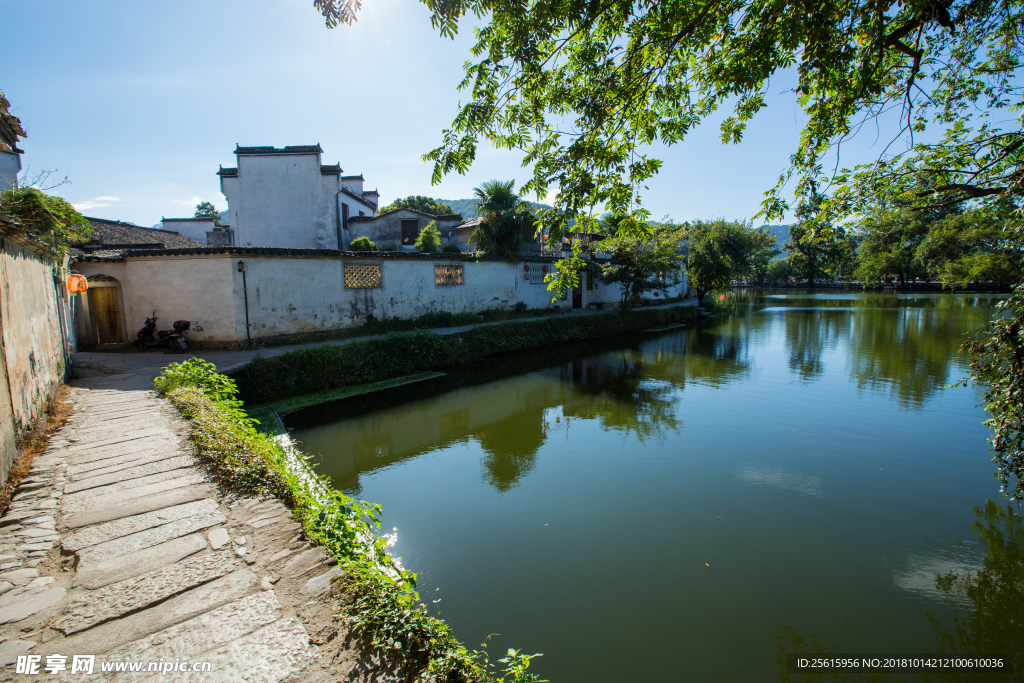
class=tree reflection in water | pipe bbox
[288,318,753,494]
[773,500,1023,683]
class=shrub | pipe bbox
[231,306,698,404]
[349,236,377,251]
[232,331,457,404]
[442,243,462,253]
[415,220,441,253]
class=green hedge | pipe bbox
[233,332,455,404]
[232,306,697,404]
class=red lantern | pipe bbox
[542,265,548,273]
[524,264,530,271]
[524,272,530,280]
[66,275,88,293]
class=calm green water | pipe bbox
[288,291,1015,682]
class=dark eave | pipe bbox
[76,246,564,263]
[234,144,323,156]
[341,174,364,181]
[320,163,342,175]
[339,186,378,210]
[217,166,238,177]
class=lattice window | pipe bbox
[530,264,545,284]
[435,264,464,286]
[344,262,382,288]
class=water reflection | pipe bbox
[775,499,1024,683]
[728,290,1003,408]
[287,319,756,494]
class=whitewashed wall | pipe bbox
[74,256,237,346]
[72,252,687,347]
[221,153,344,250]
[161,218,216,245]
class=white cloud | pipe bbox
[172,196,204,207]
[72,196,122,211]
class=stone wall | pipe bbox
[0,221,71,481]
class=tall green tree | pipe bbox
[315,0,1023,224]
[379,195,455,216]
[685,220,752,307]
[194,201,222,226]
[597,226,685,308]
[470,180,537,259]
[745,228,782,284]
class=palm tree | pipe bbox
[471,180,537,259]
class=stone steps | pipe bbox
[0,384,327,682]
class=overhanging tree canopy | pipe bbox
[317,0,1022,230]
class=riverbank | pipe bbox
[231,304,700,406]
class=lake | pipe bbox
[287,290,1013,682]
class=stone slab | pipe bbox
[208,528,230,550]
[75,534,208,589]
[282,548,324,577]
[56,552,237,634]
[0,639,36,667]
[0,588,65,624]
[65,456,196,494]
[38,569,258,658]
[249,513,292,529]
[0,568,38,586]
[64,499,220,552]
[103,592,281,683]
[66,437,179,466]
[66,427,172,452]
[67,449,176,477]
[61,473,207,516]
[143,617,318,683]
[63,468,199,508]
[63,484,215,529]
[78,509,227,564]
[299,566,343,595]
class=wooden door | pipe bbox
[88,287,123,344]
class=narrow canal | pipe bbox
[286,291,1011,682]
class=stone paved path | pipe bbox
[0,377,360,682]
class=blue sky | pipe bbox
[5,0,905,227]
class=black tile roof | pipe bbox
[320,163,342,175]
[348,207,464,223]
[75,245,563,263]
[217,166,238,177]
[340,186,378,210]
[72,217,204,258]
[161,217,216,223]
[234,144,323,155]
[341,174,364,181]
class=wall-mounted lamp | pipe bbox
[237,260,251,347]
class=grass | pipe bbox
[0,389,74,516]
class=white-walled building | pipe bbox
[217,144,379,250]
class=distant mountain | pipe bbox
[757,224,791,256]
[439,198,553,219]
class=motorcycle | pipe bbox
[134,312,191,352]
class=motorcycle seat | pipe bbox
[157,330,175,338]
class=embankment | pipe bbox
[230,305,699,405]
